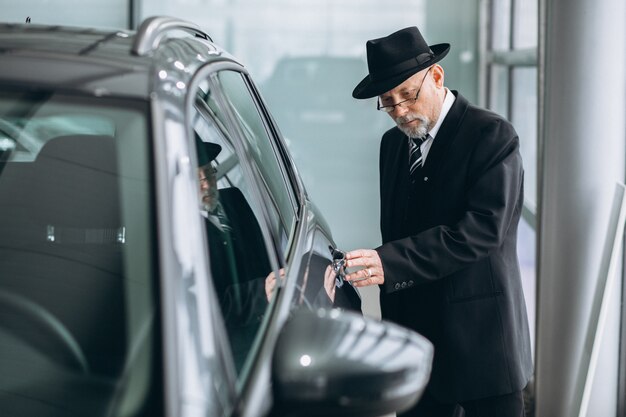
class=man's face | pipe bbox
[378,67,441,139]
[198,164,218,211]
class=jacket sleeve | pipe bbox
[377,118,524,293]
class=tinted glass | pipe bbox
[214,70,296,254]
[0,90,159,416]
[193,82,278,376]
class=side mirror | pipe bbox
[272,308,433,417]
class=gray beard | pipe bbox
[396,115,430,139]
[200,190,218,212]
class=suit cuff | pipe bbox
[375,246,416,294]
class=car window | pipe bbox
[212,70,297,255]
[0,97,117,162]
[192,82,280,377]
[0,90,160,416]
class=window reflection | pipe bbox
[0,92,158,415]
[193,89,277,375]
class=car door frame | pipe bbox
[180,59,321,417]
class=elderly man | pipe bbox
[344,27,532,417]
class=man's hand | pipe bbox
[323,265,337,302]
[265,268,286,301]
[344,249,384,287]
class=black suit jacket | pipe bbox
[204,187,272,369]
[207,187,272,287]
[205,187,271,318]
[376,91,532,402]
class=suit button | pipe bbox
[401,282,407,288]
[408,280,414,287]
[394,283,401,290]
[423,176,429,182]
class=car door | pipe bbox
[184,63,291,416]
[192,94,281,369]
[187,58,366,415]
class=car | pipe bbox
[0,16,433,417]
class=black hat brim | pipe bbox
[195,133,222,166]
[352,43,450,99]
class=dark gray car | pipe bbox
[0,17,433,417]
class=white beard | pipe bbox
[200,188,219,212]
[395,114,430,139]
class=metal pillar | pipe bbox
[535,0,626,415]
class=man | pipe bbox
[196,137,270,312]
[196,137,276,369]
[344,27,532,417]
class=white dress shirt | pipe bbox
[419,87,456,164]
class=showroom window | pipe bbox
[480,0,538,352]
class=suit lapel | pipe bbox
[421,91,469,179]
[380,92,470,242]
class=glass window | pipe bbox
[484,0,538,369]
[213,70,297,254]
[491,0,512,50]
[488,64,510,118]
[192,82,279,376]
[0,89,159,416]
[511,66,538,208]
[510,67,537,361]
[517,217,536,354]
[513,0,538,49]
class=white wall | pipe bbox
[0,0,129,28]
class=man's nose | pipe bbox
[390,104,409,117]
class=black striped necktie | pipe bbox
[215,208,232,232]
[409,136,427,178]
[207,204,232,233]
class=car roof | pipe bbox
[0,18,238,98]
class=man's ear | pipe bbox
[431,64,445,88]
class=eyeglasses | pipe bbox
[199,166,217,183]
[377,67,432,113]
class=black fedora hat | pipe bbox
[352,26,450,99]
[195,133,222,167]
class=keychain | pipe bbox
[329,245,348,288]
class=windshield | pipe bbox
[0,89,161,417]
